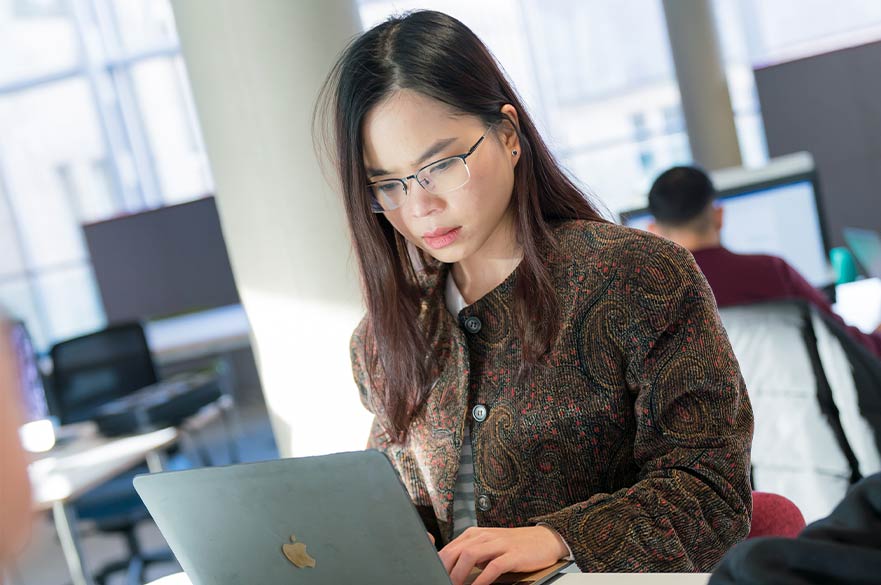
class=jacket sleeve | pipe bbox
[350,316,392,451]
[531,240,754,572]
[350,317,444,545]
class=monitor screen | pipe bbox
[844,227,881,278]
[83,197,240,323]
[8,321,49,423]
[621,178,831,286]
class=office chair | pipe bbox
[50,323,159,424]
[749,492,806,539]
[49,323,183,585]
[719,300,881,523]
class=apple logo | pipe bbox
[282,535,316,569]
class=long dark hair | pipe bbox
[316,10,607,442]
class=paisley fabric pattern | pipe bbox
[351,220,754,572]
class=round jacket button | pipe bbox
[463,316,482,334]
[477,494,492,512]
[472,404,487,422]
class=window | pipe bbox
[0,0,212,352]
[0,0,80,85]
[129,56,213,204]
[713,0,881,168]
[359,1,881,213]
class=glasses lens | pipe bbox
[369,180,406,212]
[417,157,469,194]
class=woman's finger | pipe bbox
[439,540,464,574]
[448,546,484,585]
[470,554,517,585]
[439,528,481,572]
[448,540,506,585]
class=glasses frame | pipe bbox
[367,125,493,213]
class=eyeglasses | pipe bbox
[366,126,492,213]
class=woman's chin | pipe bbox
[423,244,467,265]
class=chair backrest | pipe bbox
[49,323,158,425]
[748,491,806,538]
[719,300,881,522]
[810,309,881,474]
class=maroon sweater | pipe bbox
[692,246,881,359]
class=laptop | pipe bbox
[134,450,570,585]
[844,227,881,278]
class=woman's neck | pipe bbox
[451,210,522,305]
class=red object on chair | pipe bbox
[749,491,806,538]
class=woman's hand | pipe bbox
[438,526,569,585]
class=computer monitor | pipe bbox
[8,320,57,452]
[7,320,50,423]
[620,153,832,286]
[844,227,881,279]
[83,196,240,324]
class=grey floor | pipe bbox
[9,402,279,585]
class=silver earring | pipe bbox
[512,149,518,156]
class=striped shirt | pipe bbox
[445,272,478,538]
[452,427,478,537]
[444,270,575,561]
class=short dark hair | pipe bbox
[648,166,716,226]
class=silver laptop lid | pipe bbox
[135,450,451,585]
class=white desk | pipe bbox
[29,425,178,511]
[147,572,712,584]
[27,399,234,585]
[145,304,252,366]
[556,577,711,584]
[833,277,881,333]
[145,306,253,464]
[28,423,179,585]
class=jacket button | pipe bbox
[477,494,492,512]
[463,316,482,334]
[472,404,487,422]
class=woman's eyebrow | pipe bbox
[366,165,390,178]
[411,137,457,167]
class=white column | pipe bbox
[663,0,743,170]
[170,0,370,457]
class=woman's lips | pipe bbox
[423,226,462,250]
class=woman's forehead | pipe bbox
[362,91,476,174]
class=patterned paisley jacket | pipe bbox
[351,220,753,572]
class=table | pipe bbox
[555,577,710,584]
[145,304,252,367]
[28,399,229,585]
[147,572,712,584]
[28,425,181,511]
[145,306,252,464]
[28,424,178,585]
[833,277,881,333]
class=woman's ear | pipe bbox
[499,104,521,162]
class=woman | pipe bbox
[317,10,753,583]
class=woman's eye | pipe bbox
[431,160,453,173]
